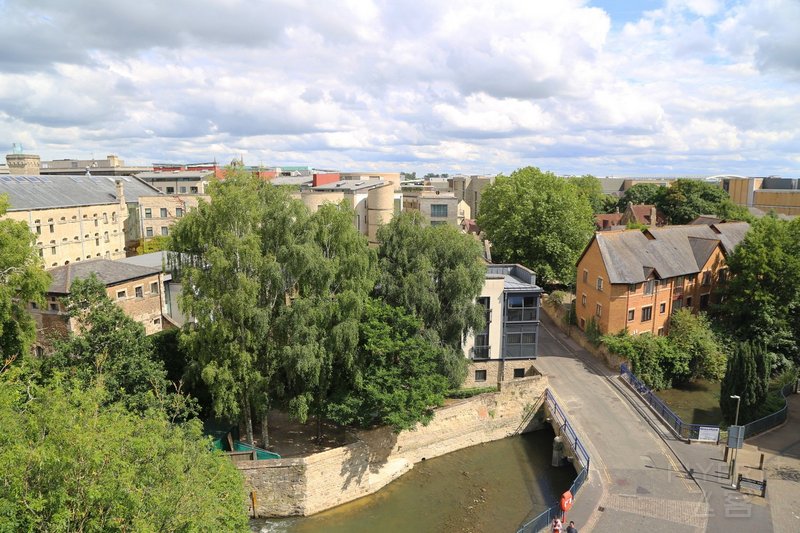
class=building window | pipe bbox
[660,302,666,314]
[686,296,693,308]
[474,297,491,358]
[116,290,126,300]
[176,207,184,218]
[50,246,56,255]
[700,294,710,309]
[145,227,154,237]
[628,283,636,292]
[190,186,199,194]
[105,251,110,259]
[179,186,187,193]
[49,303,58,312]
[161,227,169,236]
[595,303,602,317]
[104,231,109,243]
[474,369,487,382]
[507,295,537,321]
[135,286,143,298]
[581,294,586,307]
[430,204,448,217]
[150,282,159,294]
[642,306,653,321]
[145,208,152,219]
[30,301,38,309]
[103,213,108,223]
[582,269,588,283]
[38,249,43,258]
[644,280,655,295]
[160,208,168,218]
[513,368,525,379]
[627,309,635,321]
[701,271,711,286]
[718,269,727,283]
[35,222,41,234]
[657,327,665,336]
[166,187,175,194]
[596,277,603,291]
[49,223,55,232]
[153,318,161,326]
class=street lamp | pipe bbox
[730,395,741,488]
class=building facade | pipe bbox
[135,170,213,195]
[462,264,544,387]
[722,176,800,217]
[575,223,749,336]
[137,194,208,240]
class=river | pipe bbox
[252,427,573,533]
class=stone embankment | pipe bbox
[238,374,548,517]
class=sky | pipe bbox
[0,0,798,177]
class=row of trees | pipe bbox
[168,172,487,442]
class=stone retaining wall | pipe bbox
[542,303,629,370]
[238,374,549,517]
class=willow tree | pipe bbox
[170,172,308,445]
[274,202,378,439]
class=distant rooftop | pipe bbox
[48,259,160,294]
[486,264,541,292]
[311,179,385,192]
[136,170,213,180]
[0,174,160,211]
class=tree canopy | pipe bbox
[568,175,617,214]
[477,167,595,285]
[0,194,50,363]
[667,309,726,383]
[714,215,800,369]
[0,369,248,532]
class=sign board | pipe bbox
[560,491,574,512]
[728,425,745,449]
[697,426,719,443]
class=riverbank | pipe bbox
[239,373,549,517]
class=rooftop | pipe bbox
[0,174,160,211]
[311,178,385,192]
[48,259,160,294]
[135,170,213,180]
[486,264,542,292]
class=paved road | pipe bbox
[534,312,774,532]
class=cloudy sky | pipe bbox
[0,0,798,176]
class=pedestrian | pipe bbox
[552,517,562,533]
[566,520,578,533]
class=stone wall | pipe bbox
[238,373,549,517]
[463,359,540,388]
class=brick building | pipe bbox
[575,223,749,336]
[29,260,166,354]
[137,194,208,240]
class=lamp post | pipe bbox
[730,394,741,487]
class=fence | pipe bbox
[516,389,590,533]
[619,363,719,442]
[743,382,795,438]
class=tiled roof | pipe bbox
[593,222,750,284]
[0,174,160,211]
[48,259,159,294]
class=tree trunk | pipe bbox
[244,398,255,445]
[261,412,269,448]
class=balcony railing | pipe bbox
[471,345,490,359]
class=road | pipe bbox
[533,312,773,532]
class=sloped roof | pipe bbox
[48,259,160,294]
[592,222,750,284]
[0,174,160,211]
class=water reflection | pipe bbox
[253,427,573,533]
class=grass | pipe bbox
[656,379,722,426]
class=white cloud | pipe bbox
[0,0,797,176]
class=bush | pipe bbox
[447,386,498,399]
[585,317,602,346]
[602,331,687,390]
[547,291,567,309]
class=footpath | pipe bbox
[534,311,798,532]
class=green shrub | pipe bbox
[602,331,687,390]
[448,386,498,399]
[585,317,602,346]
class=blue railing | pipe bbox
[619,363,719,441]
[744,382,794,438]
[516,389,590,533]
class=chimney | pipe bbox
[650,206,657,225]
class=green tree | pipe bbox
[720,342,760,424]
[568,175,617,214]
[616,183,662,211]
[326,299,451,431]
[275,202,377,438]
[170,172,305,445]
[655,179,728,224]
[602,331,688,390]
[667,309,726,383]
[0,370,248,531]
[0,194,50,362]
[715,216,800,367]
[377,212,486,385]
[41,275,193,419]
[478,167,594,285]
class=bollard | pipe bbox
[724,446,730,462]
[737,473,742,490]
[759,453,765,470]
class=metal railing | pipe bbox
[516,389,590,533]
[744,382,794,438]
[619,363,720,441]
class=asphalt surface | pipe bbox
[534,312,777,532]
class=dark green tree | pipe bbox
[477,167,595,285]
[616,183,662,211]
[326,299,451,431]
[667,309,726,383]
[655,179,728,224]
[0,194,50,362]
[720,342,760,424]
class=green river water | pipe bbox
[252,427,573,533]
